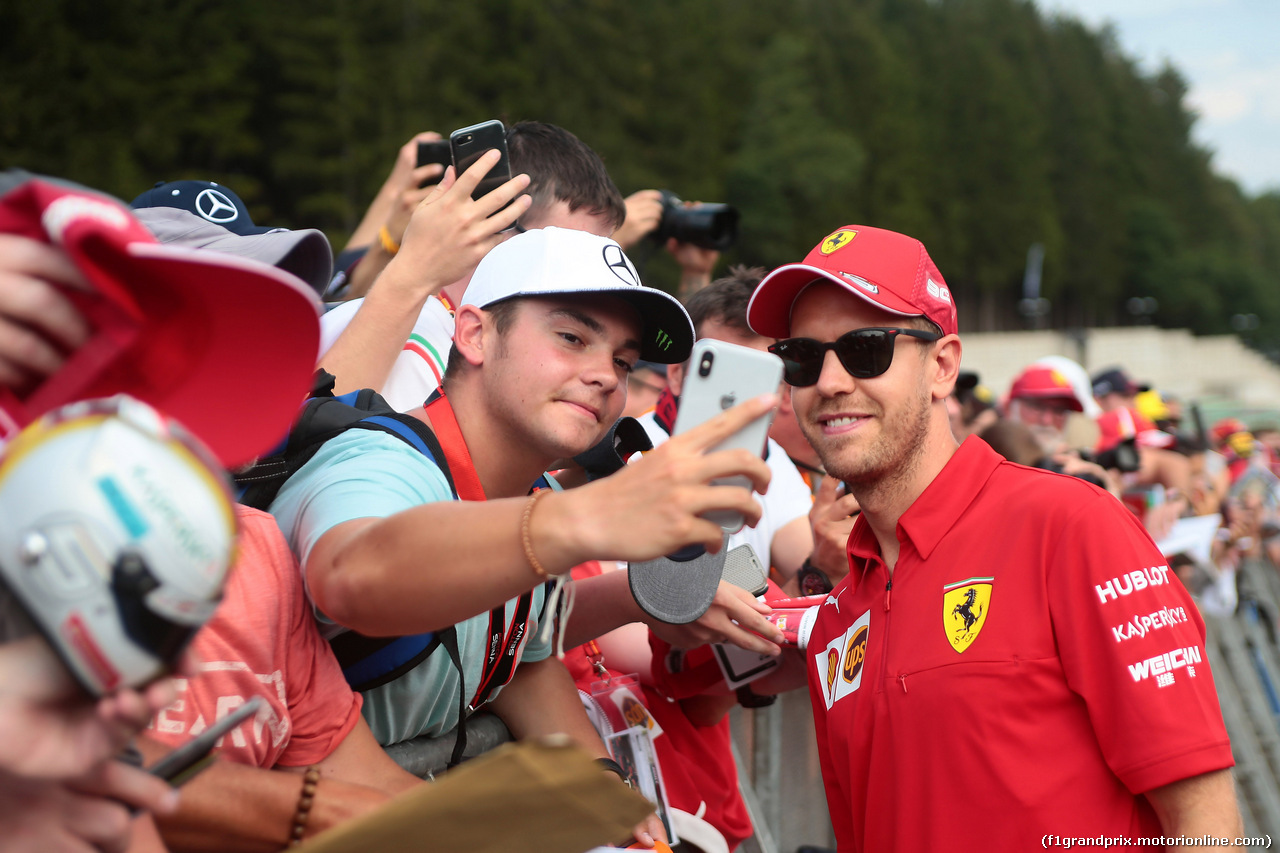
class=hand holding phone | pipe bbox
[672,340,783,532]
[563,390,775,568]
[722,543,769,596]
[449,120,514,205]
[416,140,451,188]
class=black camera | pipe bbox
[1083,437,1141,473]
[1034,456,1107,489]
[651,190,739,251]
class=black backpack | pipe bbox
[236,370,455,513]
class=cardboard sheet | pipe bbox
[298,737,654,853]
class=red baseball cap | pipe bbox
[1211,417,1248,446]
[747,225,957,338]
[1007,366,1084,412]
[1096,407,1175,453]
[0,172,320,468]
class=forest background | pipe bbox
[3,0,1279,354]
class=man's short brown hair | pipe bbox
[509,122,626,232]
[684,265,768,338]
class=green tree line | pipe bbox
[2,0,1277,351]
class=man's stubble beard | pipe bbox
[802,384,933,500]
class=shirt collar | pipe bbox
[847,436,1005,573]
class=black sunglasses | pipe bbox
[769,327,942,386]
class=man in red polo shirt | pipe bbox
[745,225,1239,852]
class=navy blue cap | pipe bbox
[131,181,272,236]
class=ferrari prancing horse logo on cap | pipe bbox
[820,229,857,255]
[943,577,993,653]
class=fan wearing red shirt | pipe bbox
[745,225,1240,852]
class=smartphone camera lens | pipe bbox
[698,352,714,377]
[459,134,473,144]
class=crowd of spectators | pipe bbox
[0,117,1269,852]
[954,357,1280,622]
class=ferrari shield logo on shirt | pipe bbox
[816,609,870,710]
[820,229,857,255]
[943,577,993,653]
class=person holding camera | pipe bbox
[613,189,737,300]
[746,224,1240,851]
[336,131,450,301]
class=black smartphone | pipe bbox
[416,140,451,188]
[147,696,264,786]
[449,120,513,203]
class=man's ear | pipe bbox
[453,305,488,369]
[667,359,687,397]
[931,335,963,402]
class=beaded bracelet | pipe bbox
[288,765,321,847]
[521,490,551,579]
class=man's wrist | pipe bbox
[797,559,834,596]
[372,257,443,311]
[527,491,589,576]
[678,270,712,299]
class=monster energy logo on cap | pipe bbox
[654,330,672,350]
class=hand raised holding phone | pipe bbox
[538,392,778,566]
[385,147,532,299]
[449,120,515,206]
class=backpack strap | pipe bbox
[332,631,442,693]
[234,370,409,510]
[323,410,457,692]
[350,413,457,496]
[440,628,468,768]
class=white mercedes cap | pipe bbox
[462,226,694,364]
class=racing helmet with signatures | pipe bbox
[0,395,238,695]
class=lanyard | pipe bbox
[649,386,768,460]
[584,639,610,681]
[423,389,535,709]
[423,390,486,501]
[469,594,534,709]
[652,387,679,436]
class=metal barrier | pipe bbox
[732,696,832,853]
[384,712,511,780]
[386,560,1280,851]
[1205,557,1280,835]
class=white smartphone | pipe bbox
[672,339,782,532]
[722,543,769,596]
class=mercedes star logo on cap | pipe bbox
[602,244,640,287]
[195,189,239,224]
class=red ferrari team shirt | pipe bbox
[807,437,1233,852]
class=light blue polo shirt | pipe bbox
[269,429,551,745]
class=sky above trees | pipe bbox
[1041,0,1280,195]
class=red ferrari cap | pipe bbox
[747,225,957,338]
[0,171,320,468]
[1007,366,1084,413]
